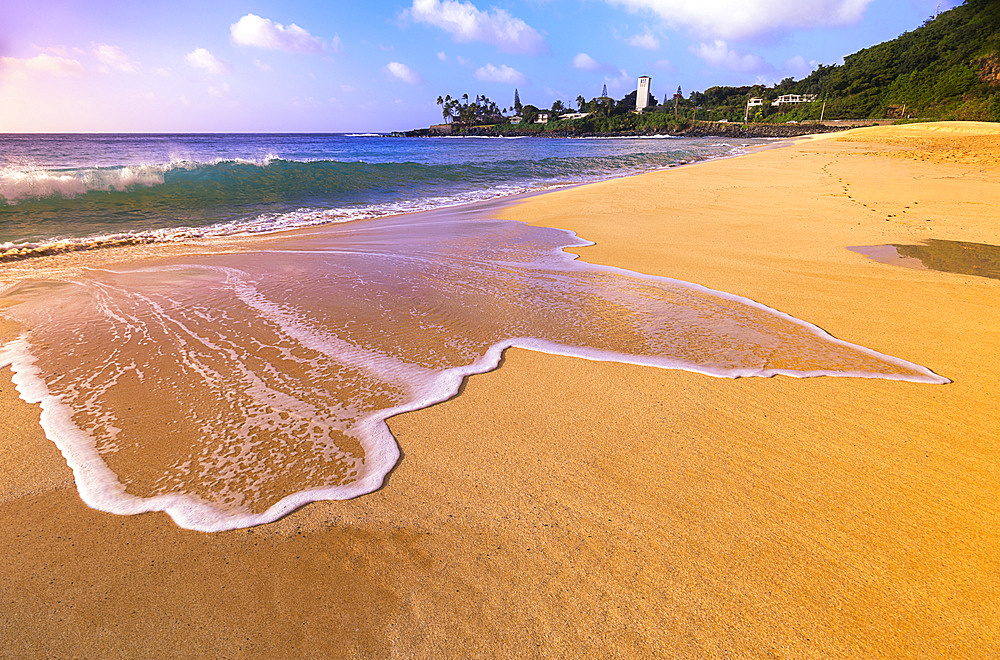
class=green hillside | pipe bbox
[696,0,1000,122]
[420,0,1000,136]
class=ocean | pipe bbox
[0,133,947,531]
[1,133,763,258]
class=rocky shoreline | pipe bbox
[400,120,880,139]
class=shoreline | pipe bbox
[400,118,890,139]
[0,135,762,277]
[3,138,953,534]
[1,122,998,657]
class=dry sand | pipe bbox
[1,122,998,658]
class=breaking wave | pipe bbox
[0,142,750,263]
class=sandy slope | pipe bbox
[1,122,997,658]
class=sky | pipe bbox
[0,0,961,132]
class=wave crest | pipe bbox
[0,155,280,205]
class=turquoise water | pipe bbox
[0,133,764,257]
[0,132,951,531]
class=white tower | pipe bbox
[636,76,651,112]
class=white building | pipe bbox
[772,94,818,106]
[636,76,651,112]
[747,97,765,107]
[535,112,550,123]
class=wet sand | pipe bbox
[2,122,999,657]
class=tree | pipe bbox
[436,92,505,125]
[576,95,587,111]
[513,89,522,114]
[590,96,613,116]
[615,90,638,114]
[551,99,565,114]
[436,94,457,123]
[521,104,539,124]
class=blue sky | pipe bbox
[0,0,960,132]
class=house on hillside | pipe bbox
[772,94,818,106]
[535,112,550,123]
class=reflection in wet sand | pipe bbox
[896,240,1000,280]
[850,240,1000,280]
[0,207,948,530]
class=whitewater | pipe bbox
[0,133,762,261]
[0,133,949,531]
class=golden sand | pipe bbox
[1,122,998,657]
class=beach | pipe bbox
[1,122,998,657]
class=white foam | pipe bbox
[0,156,281,205]
[0,161,191,204]
[0,333,398,532]
[0,143,950,531]
[0,181,563,263]
[0,223,948,532]
[222,266,432,387]
[564,250,951,385]
[0,140,759,264]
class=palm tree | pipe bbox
[437,94,455,122]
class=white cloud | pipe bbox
[692,40,768,73]
[37,45,84,58]
[184,48,230,75]
[573,53,601,71]
[254,59,273,72]
[605,0,874,40]
[407,0,546,54]
[0,53,85,79]
[92,44,139,73]
[386,61,422,84]
[784,55,820,77]
[207,82,231,98]
[230,14,337,54]
[474,63,526,84]
[627,33,660,50]
[437,51,448,61]
[573,53,623,80]
[603,69,634,94]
